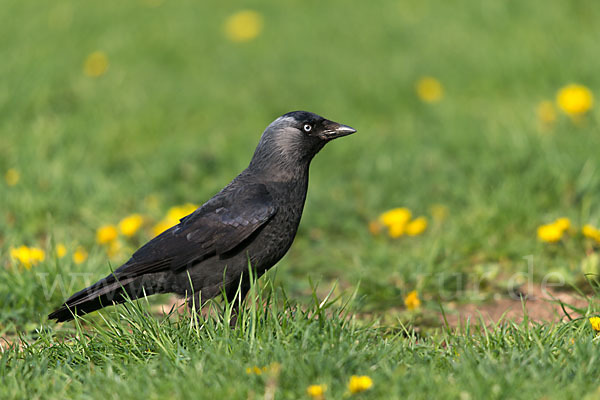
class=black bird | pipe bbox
[49,111,356,322]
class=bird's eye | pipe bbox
[303,124,312,132]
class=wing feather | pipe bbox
[114,183,276,277]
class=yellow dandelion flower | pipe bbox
[84,51,109,77]
[583,224,600,242]
[388,223,404,238]
[245,366,264,375]
[405,217,428,236]
[73,246,88,264]
[348,375,373,394]
[589,316,600,332]
[10,245,45,269]
[152,219,173,237]
[56,243,67,258]
[556,84,593,116]
[404,290,421,310]
[537,100,557,126]
[153,203,198,236]
[379,208,412,227]
[5,168,20,186]
[26,247,43,258]
[224,10,263,43]
[9,246,27,264]
[430,204,448,222]
[554,217,571,232]
[307,384,327,399]
[166,203,197,222]
[119,214,144,237]
[30,247,45,262]
[96,225,118,245]
[10,246,28,268]
[416,76,443,103]
[537,223,563,243]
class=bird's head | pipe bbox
[250,111,356,175]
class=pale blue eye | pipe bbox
[303,124,312,132]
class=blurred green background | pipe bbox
[1,0,600,328]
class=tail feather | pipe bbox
[48,275,140,322]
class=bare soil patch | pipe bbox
[440,285,591,327]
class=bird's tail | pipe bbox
[48,274,149,322]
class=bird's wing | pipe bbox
[116,183,277,277]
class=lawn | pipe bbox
[2,0,600,398]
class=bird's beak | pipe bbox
[320,120,357,140]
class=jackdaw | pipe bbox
[48,111,356,322]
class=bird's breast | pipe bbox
[246,180,308,271]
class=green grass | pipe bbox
[2,0,600,398]
[2,281,600,399]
